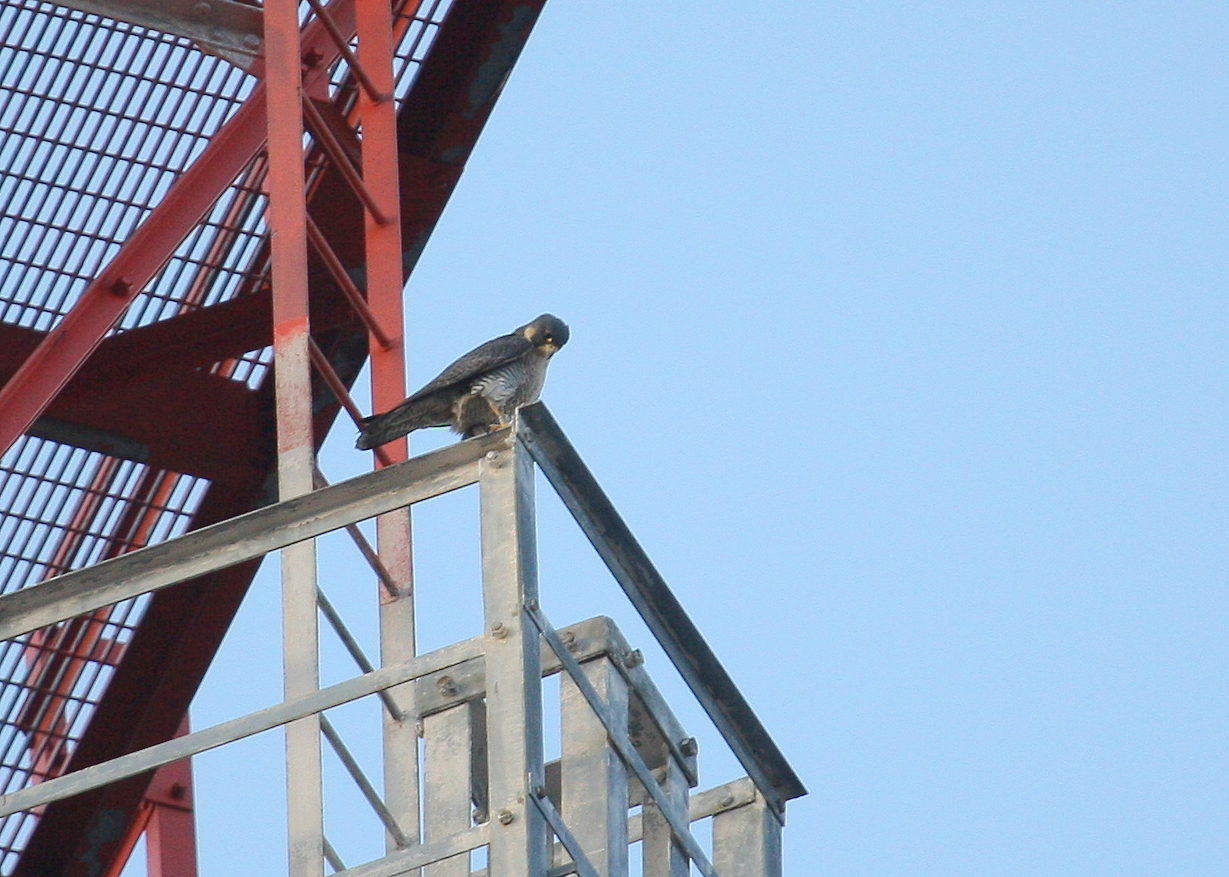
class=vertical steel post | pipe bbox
[641,755,689,877]
[479,437,548,877]
[144,754,199,877]
[712,795,783,877]
[266,0,323,875]
[353,0,420,849]
[423,702,477,877]
[560,657,630,877]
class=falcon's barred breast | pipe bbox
[356,314,569,450]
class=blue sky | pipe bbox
[179,3,1227,876]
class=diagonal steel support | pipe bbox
[320,715,409,848]
[519,403,807,819]
[305,217,395,350]
[0,636,484,818]
[312,465,401,596]
[305,0,389,103]
[302,98,391,225]
[0,0,363,458]
[526,603,717,877]
[316,588,404,720]
[0,430,507,642]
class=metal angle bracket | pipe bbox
[48,0,263,66]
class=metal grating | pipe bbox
[0,0,256,333]
[0,0,463,869]
[0,438,208,874]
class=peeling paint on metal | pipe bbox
[78,806,127,877]
[463,5,536,119]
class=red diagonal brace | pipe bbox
[0,0,361,459]
[0,95,266,458]
[305,215,395,348]
[305,0,389,103]
[302,96,392,225]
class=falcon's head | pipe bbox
[520,314,570,354]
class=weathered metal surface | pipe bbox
[526,602,716,877]
[268,0,324,864]
[641,755,689,877]
[626,777,759,845]
[0,433,502,642]
[479,443,548,877]
[560,656,629,877]
[414,615,697,784]
[0,636,483,818]
[377,505,421,857]
[329,824,490,877]
[713,793,782,877]
[141,748,199,877]
[520,403,807,818]
[423,702,477,877]
[48,0,263,60]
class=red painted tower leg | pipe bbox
[266,0,324,875]
[354,0,421,850]
[143,719,198,877]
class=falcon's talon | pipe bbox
[356,314,568,451]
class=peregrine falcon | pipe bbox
[356,314,569,450]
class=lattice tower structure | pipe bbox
[0,0,547,873]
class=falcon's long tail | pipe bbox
[355,395,449,450]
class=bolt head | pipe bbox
[497,808,514,825]
[679,737,698,757]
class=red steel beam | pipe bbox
[11,1,552,873]
[98,717,197,877]
[142,748,198,877]
[0,0,362,459]
[355,0,420,853]
[0,96,267,457]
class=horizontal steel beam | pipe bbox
[519,403,807,818]
[49,0,263,60]
[0,635,483,818]
[332,823,490,877]
[0,429,508,642]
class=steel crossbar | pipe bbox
[0,636,483,818]
[0,430,506,642]
[530,791,602,877]
[525,603,718,877]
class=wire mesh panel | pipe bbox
[0,437,208,873]
[0,0,489,870]
[0,0,255,332]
